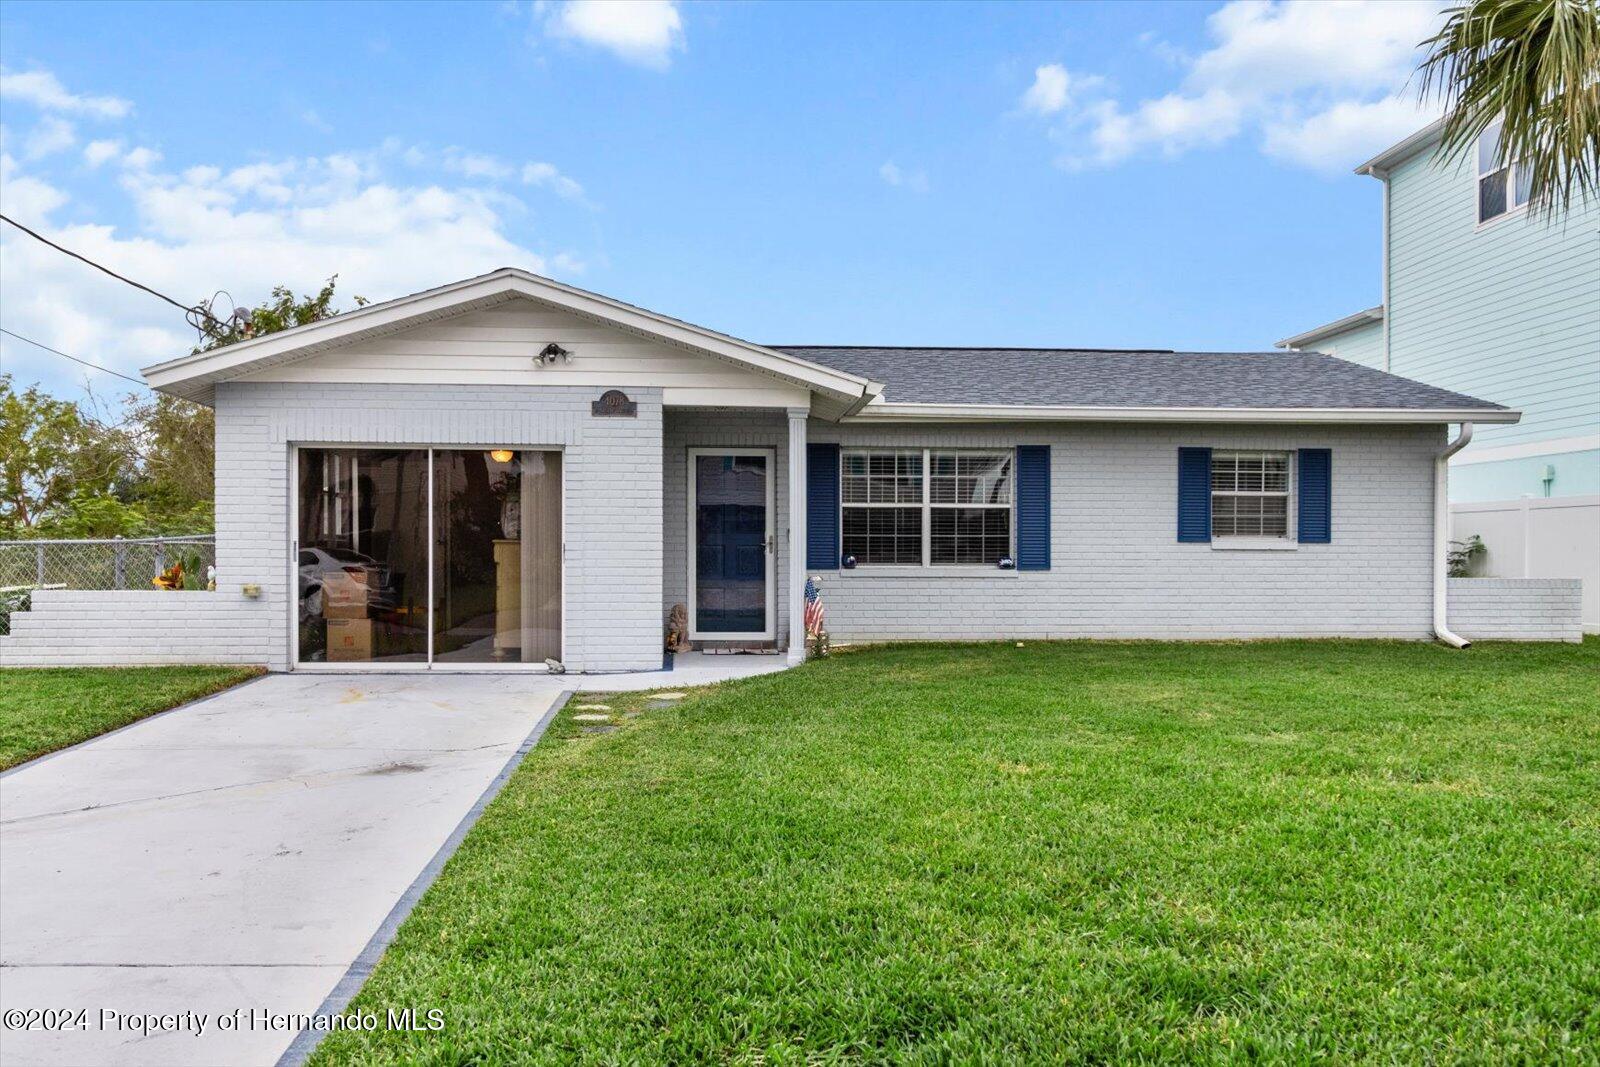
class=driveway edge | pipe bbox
[0,671,270,781]
[276,688,575,1067]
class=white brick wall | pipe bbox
[1446,578,1583,642]
[808,422,1445,640]
[1,591,275,665]
[2,383,665,672]
[8,406,1582,669]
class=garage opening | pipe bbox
[294,447,562,668]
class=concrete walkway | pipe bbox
[0,675,563,1067]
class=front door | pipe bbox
[688,449,775,641]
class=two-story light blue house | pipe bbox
[1280,119,1600,630]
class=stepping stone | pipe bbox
[652,692,687,700]
[573,713,611,722]
[574,703,612,711]
[582,724,615,735]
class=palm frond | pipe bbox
[1418,0,1600,216]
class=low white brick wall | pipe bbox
[1,590,274,666]
[1446,578,1584,642]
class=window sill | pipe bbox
[1210,538,1298,551]
[1475,202,1529,231]
[833,566,1022,579]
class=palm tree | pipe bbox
[1418,0,1600,216]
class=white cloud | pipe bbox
[1262,93,1437,172]
[879,161,929,193]
[121,146,162,171]
[83,139,122,167]
[444,150,515,181]
[1024,0,1447,172]
[0,154,69,218]
[1080,89,1245,167]
[1190,0,1442,96]
[301,109,333,133]
[23,116,75,159]
[521,161,587,201]
[0,69,132,119]
[544,0,683,69]
[0,143,577,395]
[1019,64,1103,116]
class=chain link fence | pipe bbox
[0,535,216,593]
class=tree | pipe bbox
[0,375,128,537]
[1419,0,1600,215]
[195,275,366,351]
[118,391,217,532]
[1,276,363,539]
[112,275,367,531]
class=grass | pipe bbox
[310,639,1600,1064]
[0,665,264,770]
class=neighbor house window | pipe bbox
[1477,120,1529,223]
[1212,451,1290,539]
[841,448,1014,565]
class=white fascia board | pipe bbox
[1355,118,1445,177]
[142,268,876,402]
[1275,306,1385,350]
[845,402,1522,425]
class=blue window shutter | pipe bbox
[806,443,841,568]
[1297,448,1332,543]
[1015,445,1051,570]
[1177,447,1212,542]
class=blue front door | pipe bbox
[693,453,769,635]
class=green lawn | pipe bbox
[0,665,264,770]
[313,640,1600,1064]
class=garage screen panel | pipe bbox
[432,449,562,664]
[296,449,429,663]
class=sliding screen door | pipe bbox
[432,450,563,664]
[297,449,429,663]
[296,447,561,667]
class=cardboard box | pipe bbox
[322,597,369,621]
[326,618,374,662]
[322,570,371,606]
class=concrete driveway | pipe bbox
[0,674,564,1067]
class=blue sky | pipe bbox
[0,1,1445,400]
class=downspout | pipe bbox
[1358,161,1391,372]
[1434,421,1474,647]
[1378,166,1391,373]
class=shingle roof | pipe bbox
[771,346,1509,411]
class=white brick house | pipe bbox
[4,268,1581,671]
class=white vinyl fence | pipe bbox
[0,535,216,593]
[1452,495,1598,632]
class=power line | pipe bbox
[0,326,149,387]
[0,212,224,332]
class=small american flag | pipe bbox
[804,577,825,637]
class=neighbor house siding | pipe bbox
[806,422,1441,640]
[1385,149,1600,456]
[1305,317,1386,370]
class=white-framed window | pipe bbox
[1211,451,1291,539]
[1477,120,1530,224]
[841,448,1014,565]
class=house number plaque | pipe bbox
[591,390,638,417]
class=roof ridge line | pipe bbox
[768,345,1182,354]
